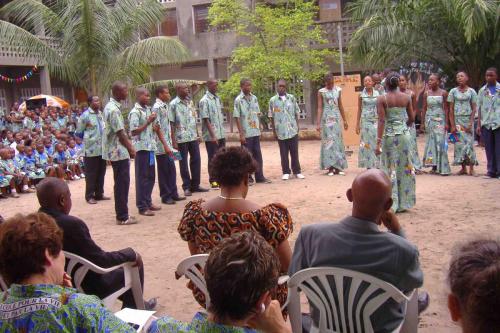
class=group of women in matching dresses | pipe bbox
[317,71,479,212]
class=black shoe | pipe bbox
[144,298,157,311]
[162,198,176,205]
[173,196,186,201]
[95,195,111,201]
[184,189,192,197]
[418,291,430,314]
[191,186,209,193]
[256,178,272,184]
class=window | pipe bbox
[193,4,210,33]
[161,9,178,36]
[20,88,41,101]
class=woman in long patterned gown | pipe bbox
[448,71,478,176]
[421,73,451,175]
[376,72,416,213]
[356,75,380,168]
[399,74,423,173]
[317,74,348,176]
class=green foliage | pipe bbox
[347,0,500,87]
[209,0,335,118]
[0,0,189,96]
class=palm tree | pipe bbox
[346,0,499,87]
[0,0,189,96]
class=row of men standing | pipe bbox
[78,78,303,224]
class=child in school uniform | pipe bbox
[52,142,74,180]
[35,142,60,178]
[23,145,45,188]
[68,138,85,179]
[0,148,31,197]
[43,137,54,156]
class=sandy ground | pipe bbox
[1,137,499,332]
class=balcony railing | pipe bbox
[314,19,358,49]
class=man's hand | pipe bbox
[355,124,360,135]
[128,147,136,159]
[240,134,246,145]
[476,125,482,136]
[172,141,178,150]
[375,144,382,156]
[147,113,157,124]
[62,272,73,288]
[249,300,290,333]
[133,252,143,268]
[343,120,348,130]
[379,210,401,233]
[316,124,321,133]
[210,136,217,144]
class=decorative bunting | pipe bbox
[0,65,38,84]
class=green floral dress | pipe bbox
[319,87,348,170]
[423,95,451,174]
[447,87,478,166]
[358,89,380,168]
[381,105,416,212]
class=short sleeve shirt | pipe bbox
[57,115,69,129]
[76,109,104,157]
[447,87,477,118]
[478,82,500,130]
[0,284,135,332]
[152,98,174,155]
[199,91,225,141]
[268,93,300,140]
[128,103,157,152]
[169,97,198,144]
[102,98,130,161]
[148,312,256,333]
[233,92,261,138]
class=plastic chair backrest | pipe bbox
[287,267,411,333]
[64,251,145,310]
[175,254,210,308]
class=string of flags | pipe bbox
[0,65,38,83]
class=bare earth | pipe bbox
[1,137,499,332]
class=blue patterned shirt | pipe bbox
[169,97,199,144]
[102,98,130,161]
[148,312,257,333]
[128,103,157,152]
[478,82,500,130]
[199,91,225,141]
[233,92,261,138]
[268,93,300,140]
[0,284,135,332]
[76,108,104,157]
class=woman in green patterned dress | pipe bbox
[317,74,348,176]
[421,73,451,175]
[375,73,416,212]
[356,75,380,168]
[399,74,423,173]
[448,71,478,176]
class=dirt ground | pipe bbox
[1,137,499,332]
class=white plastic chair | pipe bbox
[175,254,210,309]
[286,267,415,333]
[64,251,145,310]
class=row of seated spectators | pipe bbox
[0,147,498,332]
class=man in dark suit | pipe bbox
[289,169,427,332]
[36,177,156,310]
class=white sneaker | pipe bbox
[327,172,334,176]
[282,174,290,180]
[338,171,346,176]
[296,173,305,179]
[80,173,86,178]
[73,175,80,180]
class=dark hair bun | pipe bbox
[209,146,258,187]
[386,72,400,90]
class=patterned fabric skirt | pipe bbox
[381,132,416,212]
[358,118,380,168]
[423,117,451,174]
[409,125,422,170]
[0,176,9,187]
[320,116,348,170]
[26,169,46,180]
[453,116,478,166]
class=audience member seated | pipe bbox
[178,146,293,308]
[149,232,290,333]
[289,169,425,332]
[447,238,500,333]
[36,177,156,310]
[0,212,135,332]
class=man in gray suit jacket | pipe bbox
[289,169,424,333]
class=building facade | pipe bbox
[152,0,361,124]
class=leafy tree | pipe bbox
[0,0,189,96]
[209,0,335,125]
[347,0,499,87]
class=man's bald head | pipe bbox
[347,169,393,222]
[37,178,72,214]
[176,82,189,99]
[111,81,128,101]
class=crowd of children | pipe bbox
[0,104,85,199]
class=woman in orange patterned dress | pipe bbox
[178,146,293,309]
